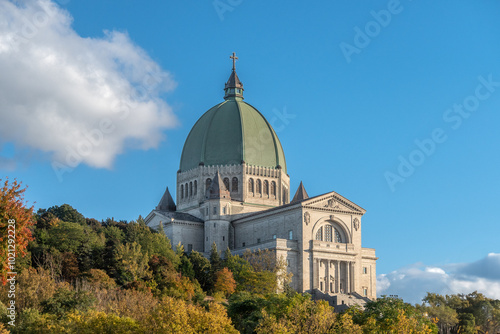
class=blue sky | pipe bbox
[1,0,500,304]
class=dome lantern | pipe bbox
[224,52,244,100]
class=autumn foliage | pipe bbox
[214,268,236,297]
[0,178,35,284]
[0,186,495,333]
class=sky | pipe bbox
[1,0,500,305]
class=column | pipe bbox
[346,261,350,294]
[350,261,355,293]
[335,261,340,293]
[325,260,330,294]
[313,258,318,289]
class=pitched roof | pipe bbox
[156,187,176,212]
[224,70,244,90]
[291,181,309,203]
[206,171,231,200]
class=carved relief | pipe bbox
[353,217,360,231]
[325,198,340,209]
[304,211,310,225]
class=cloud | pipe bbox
[0,0,177,175]
[378,253,500,304]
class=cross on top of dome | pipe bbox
[224,52,244,100]
[230,52,238,71]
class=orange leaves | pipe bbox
[0,178,35,285]
[214,267,236,297]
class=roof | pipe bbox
[150,210,204,223]
[206,171,231,199]
[291,181,309,203]
[156,187,176,212]
[232,190,365,223]
[179,98,287,173]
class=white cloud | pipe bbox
[0,0,178,176]
[378,253,500,304]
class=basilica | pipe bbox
[145,54,377,307]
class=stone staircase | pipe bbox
[312,290,373,312]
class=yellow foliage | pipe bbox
[144,296,238,334]
[0,323,9,334]
[384,309,435,334]
[62,310,141,333]
[0,267,58,311]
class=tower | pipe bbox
[176,53,290,220]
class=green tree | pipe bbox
[41,286,95,319]
[115,242,150,284]
[42,204,86,225]
[458,313,477,334]
[103,225,125,279]
[189,251,211,291]
[179,254,195,280]
[224,248,254,291]
[357,296,438,333]
[125,220,179,267]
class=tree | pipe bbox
[125,220,179,267]
[214,267,236,297]
[243,249,292,293]
[0,178,35,284]
[115,242,150,284]
[255,297,341,334]
[61,251,80,280]
[41,286,95,318]
[189,251,211,291]
[144,296,238,333]
[458,313,477,334]
[179,254,195,280]
[224,248,254,290]
[0,267,57,311]
[357,296,438,333]
[81,268,117,290]
[42,204,86,225]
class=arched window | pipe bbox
[315,227,323,241]
[194,180,197,195]
[181,184,184,199]
[263,180,269,195]
[271,181,276,196]
[334,228,342,243]
[185,183,188,198]
[206,178,212,192]
[232,177,238,192]
[325,225,333,242]
[256,179,261,194]
[322,224,343,243]
[248,178,254,193]
[189,182,193,197]
[223,177,230,191]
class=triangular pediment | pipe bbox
[300,191,366,215]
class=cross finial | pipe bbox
[230,52,238,71]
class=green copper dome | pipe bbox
[180,54,287,173]
[179,99,287,173]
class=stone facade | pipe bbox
[144,60,377,306]
[145,182,377,303]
